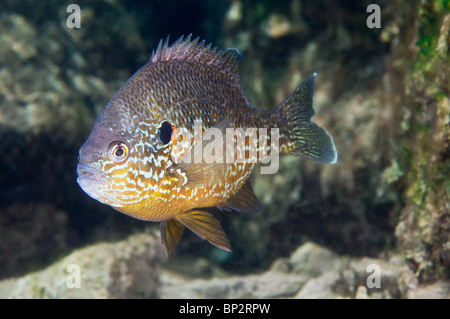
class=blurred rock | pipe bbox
[288,242,343,276]
[294,271,341,299]
[2,237,448,298]
[0,233,163,298]
[159,271,307,299]
[160,240,446,298]
[407,281,450,299]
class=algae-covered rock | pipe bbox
[390,1,450,282]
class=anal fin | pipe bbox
[160,219,185,257]
[176,210,231,252]
[219,180,262,214]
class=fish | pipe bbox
[76,35,337,257]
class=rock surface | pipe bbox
[0,233,163,298]
[1,234,448,299]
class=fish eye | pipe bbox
[108,141,129,162]
[158,121,176,145]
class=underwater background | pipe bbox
[0,0,448,298]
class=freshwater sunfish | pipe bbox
[76,35,337,256]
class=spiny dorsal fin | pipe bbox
[149,34,241,84]
[160,219,185,257]
[218,180,262,214]
[176,210,231,252]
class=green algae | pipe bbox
[394,0,450,280]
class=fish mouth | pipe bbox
[76,164,123,208]
[76,164,106,185]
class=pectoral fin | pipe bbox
[160,219,185,257]
[176,210,231,252]
[174,119,231,188]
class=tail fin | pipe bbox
[278,73,337,164]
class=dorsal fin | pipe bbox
[149,34,241,83]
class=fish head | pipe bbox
[76,93,174,209]
[76,114,135,207]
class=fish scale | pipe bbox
[77,35,337,256]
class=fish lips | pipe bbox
[77,164,124,207]
[76,164,107,190]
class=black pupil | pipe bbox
[115,146,124,157]
[158,121,173,145]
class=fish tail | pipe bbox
[277,73,337,164]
